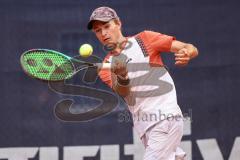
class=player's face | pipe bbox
[92,20,122,46]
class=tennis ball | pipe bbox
[79,44,93,58]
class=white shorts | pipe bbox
[141,118,186,160]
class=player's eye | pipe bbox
[27,58,37,67]
[95,29,101,33]
[104,24,110,29]
[43,58,53,66]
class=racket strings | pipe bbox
[22,51,75,81]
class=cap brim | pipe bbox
[87,18,113,30]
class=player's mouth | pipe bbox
[103,38,111,42]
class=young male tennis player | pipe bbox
[87,6,198,160]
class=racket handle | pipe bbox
[95,63,111,69]
[95,58,132,69]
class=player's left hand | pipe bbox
[174,48,191,66]
[111,60,128,78]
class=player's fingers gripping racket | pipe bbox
[20,49,111,81]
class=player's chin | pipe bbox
[104,40,114,45]
[102,41,111,46]
[102,40,117,49]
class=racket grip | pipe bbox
[95,63,111,69]
[95,58,132,69]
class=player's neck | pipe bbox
[113,35,127,53]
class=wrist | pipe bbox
[117,74,130,86]
[186,45,198,59]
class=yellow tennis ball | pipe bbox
[79,44,93,57]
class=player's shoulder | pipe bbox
[135,30,163,38]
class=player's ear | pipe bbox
[114,19,122,29]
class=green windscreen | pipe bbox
[21,50,75,81]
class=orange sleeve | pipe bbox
[141,30,175,53]
[136,30,175,66]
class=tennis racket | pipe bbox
[20,49,111,81]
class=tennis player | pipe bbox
[87,6,198,160]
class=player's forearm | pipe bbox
[113,75,130,97]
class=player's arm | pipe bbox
[112,75,130,97]
[111,61,130,97]
[170,40,199,66]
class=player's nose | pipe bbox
[101,29,108,37]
